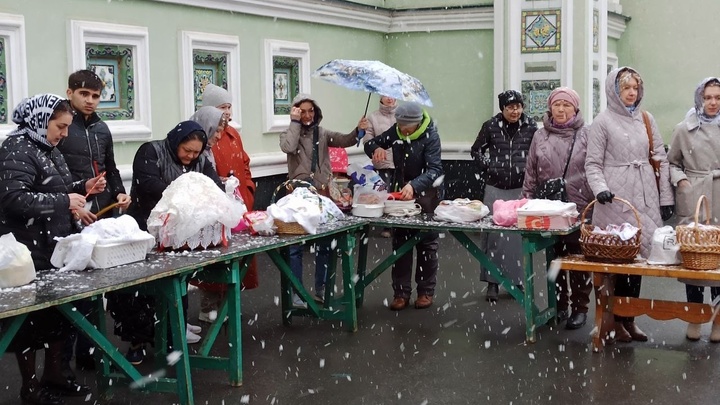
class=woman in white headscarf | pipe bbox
[667,77,720,342]
[0,94,99,404]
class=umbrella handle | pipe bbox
[356,129,366,147]
[357,93,372,147]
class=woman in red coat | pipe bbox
[197,84,258,323]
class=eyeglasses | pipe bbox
[504,104,523,112]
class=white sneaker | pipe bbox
[292,293,307,309]
[186,328,201,344]
[187,323,202,334]
[199,310,217,323]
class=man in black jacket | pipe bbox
[365,102,444,310]
[58,70,130,226]
[471,90,537,302]
[57,70,131,373]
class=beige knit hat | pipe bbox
[202,83,231,107]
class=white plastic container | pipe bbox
[516,199,578,230]
[91,236,155,268]
[352,203,385,218]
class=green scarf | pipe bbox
[396,111,430,141]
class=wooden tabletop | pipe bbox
[556,254,720,280]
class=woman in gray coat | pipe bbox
[667,77,720,342]
[523,87,594,330]
[586,67,675,344]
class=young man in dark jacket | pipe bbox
[58,70,130,226]
[57,70,131,373]
[364,102,444,310]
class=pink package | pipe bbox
[492,198,528,227]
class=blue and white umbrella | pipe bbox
[312,59,432,144]
[312,59,433,107]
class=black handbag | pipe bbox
[535,130,577,202]
[536,177,567,201]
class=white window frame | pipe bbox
[69,20,152,141]
[263,39,310,133]
[0,13,28,140]
[180,31,242,129]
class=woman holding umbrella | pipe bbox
[280,93,368,307]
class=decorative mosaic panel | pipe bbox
[593,78,600,117]
[193,50,228,111]
[521,9,561,53]
[593,10,599,53]
[273,56,300,115]
[0,37,6,124]
[521,79,561,122]
[86,43,134,121]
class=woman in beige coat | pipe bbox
[586,67,675,344]
[364,96,396,238]
[667,77,720,342]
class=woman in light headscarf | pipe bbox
[190,106,226,167]
[189,106,234,324]
[667,77,720,342]
[586,67,675,344]
[0,94,98,404]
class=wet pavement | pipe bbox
[1,230,718,404]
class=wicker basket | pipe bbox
[580,197,642,263]
[270,179,322,235]
[676,195,720,270]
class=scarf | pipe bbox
[6,93,65,148]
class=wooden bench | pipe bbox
[555,254,720,352]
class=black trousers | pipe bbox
[614,274,641,322]
[391,228,439,299]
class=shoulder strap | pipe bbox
[311,126,319,175]
[561,130,578,179]
[642,110,653,157]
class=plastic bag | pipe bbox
[51,215,155,271]
[225,175,249,233]
[0,233,36,288]
[348,160,386,190]
[492,199,528,227]
[646,225,681,265]
[435,199,490,223]
[244,211,276,236]
[353,184,388,205]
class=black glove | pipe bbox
[661,205,674,221]
[596,191,615,204]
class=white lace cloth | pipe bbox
[147,172,246,249]
[267,187,345,234]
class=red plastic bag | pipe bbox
[492,199,528,227]
[329,147,349,174]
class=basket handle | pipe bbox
[693,194,711,226]
[691,194,711,242]
[581,197,642,230]
[270,179,323,210]
[271,179,316,203]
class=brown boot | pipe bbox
[390,297,409,311]
[623,321,648,342]
[614,322,633,343]
[415,295,433,309]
